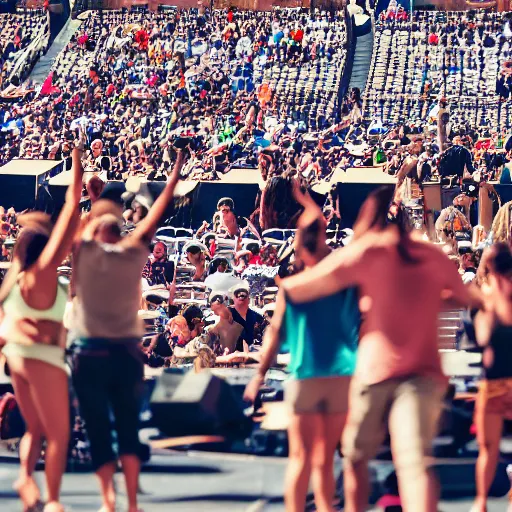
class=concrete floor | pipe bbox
[0,451,509,511]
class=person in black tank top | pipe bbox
[473,243,512,512]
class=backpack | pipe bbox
[0,392,25,440]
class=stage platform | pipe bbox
[0,447,509,511]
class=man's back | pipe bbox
[354,239,455,385]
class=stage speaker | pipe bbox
[150,369,251,438]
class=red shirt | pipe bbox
[248,255,263,266]
[292,29,304,43]
[428,33,439,45]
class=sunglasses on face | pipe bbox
[235,293,248,300]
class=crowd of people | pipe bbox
[0,10,49,94]
[366,10,512,130]
[0,7,355,186]
[1,4,512,512]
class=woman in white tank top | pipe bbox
[0,146,84,512]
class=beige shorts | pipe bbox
[342,376,447,471]
[285,376,351,414]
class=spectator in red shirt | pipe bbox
[428,33,439,45]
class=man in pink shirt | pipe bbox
[283,187,481,512]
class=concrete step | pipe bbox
[30,18,82,85]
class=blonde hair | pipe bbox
[194,347,216,373]
[168,315,191,344]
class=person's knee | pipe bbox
[289,448,310,467]
[45,419,70,443]
[477,436,500,453]
[24,421,44,441]
[311,451,333,473]
[344,458,367,474]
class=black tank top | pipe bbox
[484,323,512,380]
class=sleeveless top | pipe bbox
[73,240,148,340]
[0,281,67,346]
[281,288,360,380]
[483,323,512,380]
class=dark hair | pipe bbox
[355,186,416,263]
[217,198,234,210]
[247,243,260,255]
[182,304,204,331]
[261,177,301,230]
[187,245,201,255]
[14,230,49,271]
[487,243,512,277]
[301,218,322,255]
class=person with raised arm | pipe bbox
[281,186,481,512]
[244,182,360,512]
[70,151,185,512]
[0,144,85,512]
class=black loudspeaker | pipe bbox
[150,369,251,438]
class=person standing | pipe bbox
[472,244,512,512]
[244,185,360,512]
[437,98,450,154]
[282,186,480,512]
[0,146,84,512]
[70,152,185,512]
[228,282,263,352]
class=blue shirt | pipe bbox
[281,288,360,380]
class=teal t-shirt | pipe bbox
[281,288,359,380]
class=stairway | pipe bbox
[30,18,82,85]
[438,310,463,351]
[349,31,373,93]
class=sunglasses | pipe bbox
[211,295,224,304]
[235,292,248,300]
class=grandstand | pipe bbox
[364,10,512,130]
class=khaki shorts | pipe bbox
[285,376,351,414]
[342,376,447,471]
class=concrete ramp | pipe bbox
[30,18,82,85]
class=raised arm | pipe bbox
[128,151,185,245]
[283,243,363,303]
[35,146,84,272]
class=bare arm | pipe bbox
[35,147,84,272]
[440,252,482,310]
[243,288,286,402]
[244,218,261,240]
[128,152,185,245]
[474,308,494,347]
[283,244,363,303]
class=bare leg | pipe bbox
[8,362,44,510]
[120,455,140,512]
[343,459,370,512]
[285,414,316,512]
[310,413,346,512]
[473,411,503,512]
[96,462,117,512]
[27,360,69,509]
